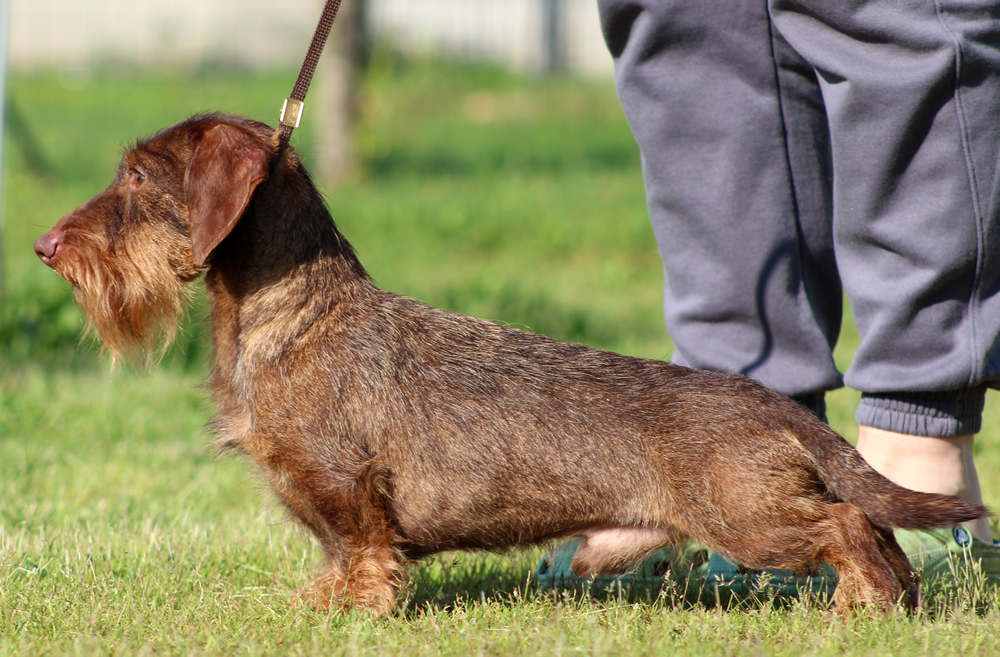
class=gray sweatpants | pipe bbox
[597,0,1000,436]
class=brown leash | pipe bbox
[277,0,344,145]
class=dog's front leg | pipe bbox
[298,534,405,615]
[269,468,407,614]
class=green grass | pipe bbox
[2,59,999,655]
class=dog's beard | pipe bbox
[68,236,191,366]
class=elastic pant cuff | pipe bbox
[855,388,987,437]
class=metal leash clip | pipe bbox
[280,98,304,128]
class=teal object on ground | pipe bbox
[895,526,1000,585]
[531,539,710,603]
[702,554,836,608]
[532,526,1000,607]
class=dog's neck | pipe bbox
[203,161,372,379]
[206,157,369,288]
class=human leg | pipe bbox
[769,0,1000,540]
[599,0,842,416]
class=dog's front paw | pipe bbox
[295,569,399,615]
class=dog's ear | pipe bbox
[186,123,270,267]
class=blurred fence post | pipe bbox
[0,0,8,297]
[541,0,564,74]
[317,0,368,185]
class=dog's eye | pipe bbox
[130,170,147,189]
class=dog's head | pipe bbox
[34,114,279,362]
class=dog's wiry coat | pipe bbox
[35,114,990,614]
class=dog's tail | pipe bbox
[795,423,991,532]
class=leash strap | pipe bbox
[277,0,343,145]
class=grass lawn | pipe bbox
[2,59,999,655]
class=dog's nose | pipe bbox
[34,232,60,266]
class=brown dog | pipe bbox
[35,114,988,614]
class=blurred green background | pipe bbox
[0,60,667,371]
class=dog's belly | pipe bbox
[387,467,677,557]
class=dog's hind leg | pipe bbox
[813,503,903,613]
[871,525,919,611]
[697,501,903,613]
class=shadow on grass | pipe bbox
[394,546,1000,622]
